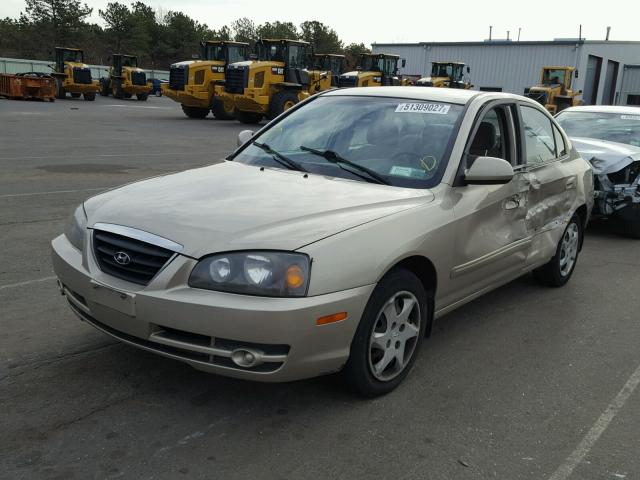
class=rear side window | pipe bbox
[520,105,556,165]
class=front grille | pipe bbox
[73,68,92,84]
[338,75,357,88]
[131,71,147,86]
[92,229,173,285]
[169,66,187,90]
[225,66,248,93]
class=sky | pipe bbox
[2,0,639,46]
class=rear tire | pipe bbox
[55,79,66,99]
[212,98,234,120]
[83,92,96,101]
[343,268,429,397]
[136,93,148,101]
[70,92,81,98]
[112,81,124,99]
[235,110,263,124]
[181,105,209,119]
[100,79,110,96]
[267,91,299,120]
[533,214,582,287]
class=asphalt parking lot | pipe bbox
[1,95,640,480]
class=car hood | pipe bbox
[571,137,640,175]
[84,161,433,258]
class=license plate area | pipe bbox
[89,280,136,316]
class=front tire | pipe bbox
[181,105,209,119]
[343,268,429,397]
[268,91,299,119]
[212,98,234,120]
[235,110,263,124]
[533,214,582,287]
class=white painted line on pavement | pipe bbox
[548,361,640,480]
[0,276,56,291]
[0,152,208,160]
[102,104,172,109]
[0,188,105,199]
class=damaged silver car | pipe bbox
[556,106,640,237]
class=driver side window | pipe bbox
[467,106,512,167]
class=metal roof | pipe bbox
[372,39,640,47]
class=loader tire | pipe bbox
[235,110,263,124]
[212,98,234,120]
[136,93,148,101]
[84,92,96,101]
[56,80,66,99]
[267,91,299,120]
[100,79,110,96]
[124,93,132,99]
[181,105,209,119]
[71,92,81,98]
[112,81,124,99]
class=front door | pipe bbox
[447,103,532,304]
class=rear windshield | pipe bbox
[233,95,465,189]
[556,110,640,147]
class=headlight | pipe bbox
[189,251,310,297]
[64,204,87,251]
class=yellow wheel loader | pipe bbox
[216,39,335,124]
[162,40,250,119]
[338,53,405,88]
[310,53,345,87]
[100,54,150,101]
[525,66,583,114]
[50,47,100,101]
[416,62,472,89]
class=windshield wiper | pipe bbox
[253,141,308,172]
[299,146,390,185]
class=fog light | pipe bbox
[231,348,262,368]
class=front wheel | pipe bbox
[235,110,263,124]
[181,105,209,119]
[267,91,299,119]
[212,98,234,120]
[533,214,582,287]
[343,268,429,397]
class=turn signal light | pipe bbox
[285,264,305,289]
[316,312,348,326]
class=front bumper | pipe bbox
[162,84,211,108]
[51,234,373,382]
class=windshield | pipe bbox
[203,45,225,61]
[432,63,463,81]
[556,111,640,147]
[233,96,464,188]
[360,56,396,75]
[542,69,567,86]
[62,50,83,63]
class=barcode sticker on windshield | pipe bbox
[395,103,450,114]
[621,115,640,121]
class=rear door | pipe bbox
[515,103,578,266]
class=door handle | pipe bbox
[504,194,521,210]
[565,178,576,190]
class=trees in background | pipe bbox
[0,0,371,69]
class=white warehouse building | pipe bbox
[371,39,640,105]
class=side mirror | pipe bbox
[401,59,406,68]
[574,69,579,78]
[237,130,255,146]
[464,156,514,185]
[467,66,471,73]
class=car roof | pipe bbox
[322,86,509,105]
[559,105,640,115]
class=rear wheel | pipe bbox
[212,98,234,120]
[100,79,110,96]
[112,81,124,99]
[83,92,96,101]
[235,110,263,124]
[70,92,81,98]
[181,105,209,119]
[136,93,148,101]
[55,79,66,99]
[343,268,429,397]
[533,214,582,287]
[268,91,299,119]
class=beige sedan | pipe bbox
[52,87,593,396]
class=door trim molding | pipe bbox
[450,236,532,279]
